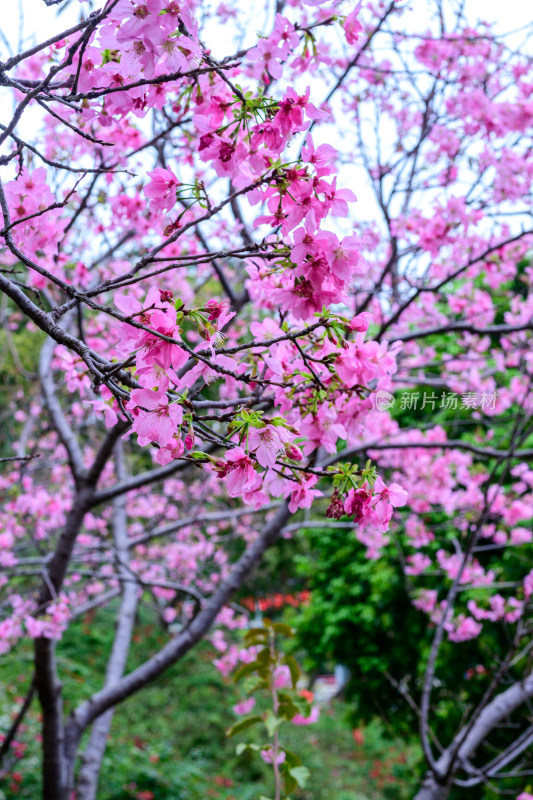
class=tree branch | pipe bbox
[65,502,292,748]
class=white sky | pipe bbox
[0,0,531,227]
[0,0,531,58]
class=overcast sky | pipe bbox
[1,0,532,58]
[1,0,531,226]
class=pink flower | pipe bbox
[248,424,293,468]
[127,388,183,447]
[301,135,337,176]
[202,300,236,344]
[323,178,357,217]
[89,398,119,429]
[233,697,256,715]
[137,312,187,376]
[327,233,363,281]
[367,477,408,532]
[284,182,327,231]
[344,487,373,524]
[115,0,164,42]
[288,476,322,513]
[271,13,299,56]
[274,91,306,135]
[115,288,188,382]
[120,37,158,80]
[510,527,532,544]
[349,312,372,332]
[248,38,285,82]
[446,615,483,642]
[301,406,346,455]
[344,4,363,45]
[273,665,291,688]
[157,31,202,73]
[260,748,286,765]
[413,590,438,614]
[285,443,303,461]
[336,337,397,387]
[375,477,409,508]
[274,277,339,321]
[405,554,432,576]
[204,299,230,322]
[25,616,46,638]
[154,436,185,465]
[292,706,320,725]
[180,352,242,388]
[215,447,260,497]
[144,168,179,212]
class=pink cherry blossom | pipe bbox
[215,447,260,497]
[144,167,180,212]
[248,424,294,468]
[127,388,183,446]
[288,476,322,513]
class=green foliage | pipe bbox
[291,525,429,737]
[228,620,310,799]
[0,324,43,457]
[0,606,420,800]
[286,528,531,800]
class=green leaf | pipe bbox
[256,647,272,666]
[277,692,302,720]
[291,695,311,717]
[188,451,209,461]
[282,655,300,687]
[264,710,283,737]
[242,674,268,695]
[289,766,310,788]
[226,715,262,737]
[244,627,268,643]
[235,742,260,755]
[283,771,297,795]
[244,634,269,648]
[282,748,302,768]
[233,660,260,683]
[271,622,294,637]
[278,700,300,720]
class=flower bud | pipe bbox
[285,443,303,461]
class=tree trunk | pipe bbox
[74,580,138,800]
[413,772,453,800]
[34,639,67,800]
[35,487,94,800]
[75,444,139,800]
